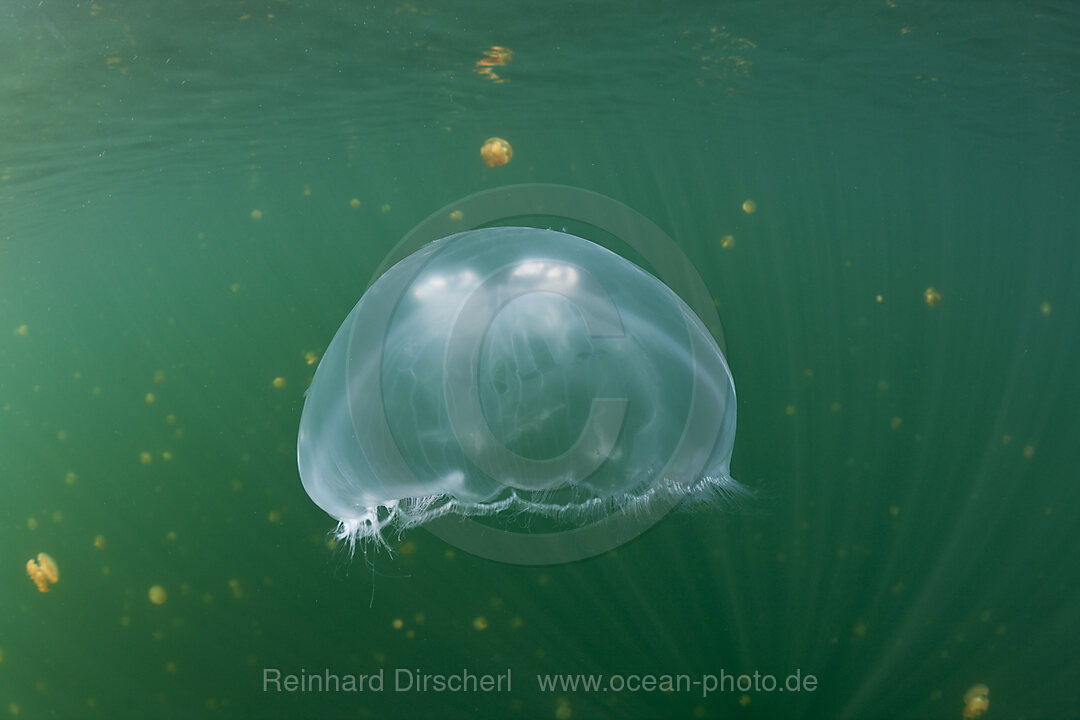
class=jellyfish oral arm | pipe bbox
[335,501,401,553]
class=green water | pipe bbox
[1,1,1077,718]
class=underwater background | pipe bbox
[1,1,1077,718]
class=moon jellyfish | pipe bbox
[297,226,746,553]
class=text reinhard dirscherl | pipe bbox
[263,668,512,694]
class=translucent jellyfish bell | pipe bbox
[297,227,745,553]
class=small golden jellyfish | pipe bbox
[1022,444,1035,460]
[962,684,989,719]
[94,534,107,549]
[304,351,319,366]
[481,137,513,167]
[14,324,28,336]
[1039,301,1052,317]
[474,45,513,82]
[924,287,941,307]
[472,616,489,631]
[720,234,735,249]
[875,294,884,303]
[154,370,166,383]
[475,46,513,68]
[449,209,464,221]
[139,451,153,465]
[250,209,263,220]
[65,472,77,485]
[272,376,286,389]
[148,585,167,605]
[742,199,757,214]
[145,393,156,405]
[380,203,391,214]
[26,553,59,593]
[349,198,361,209]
